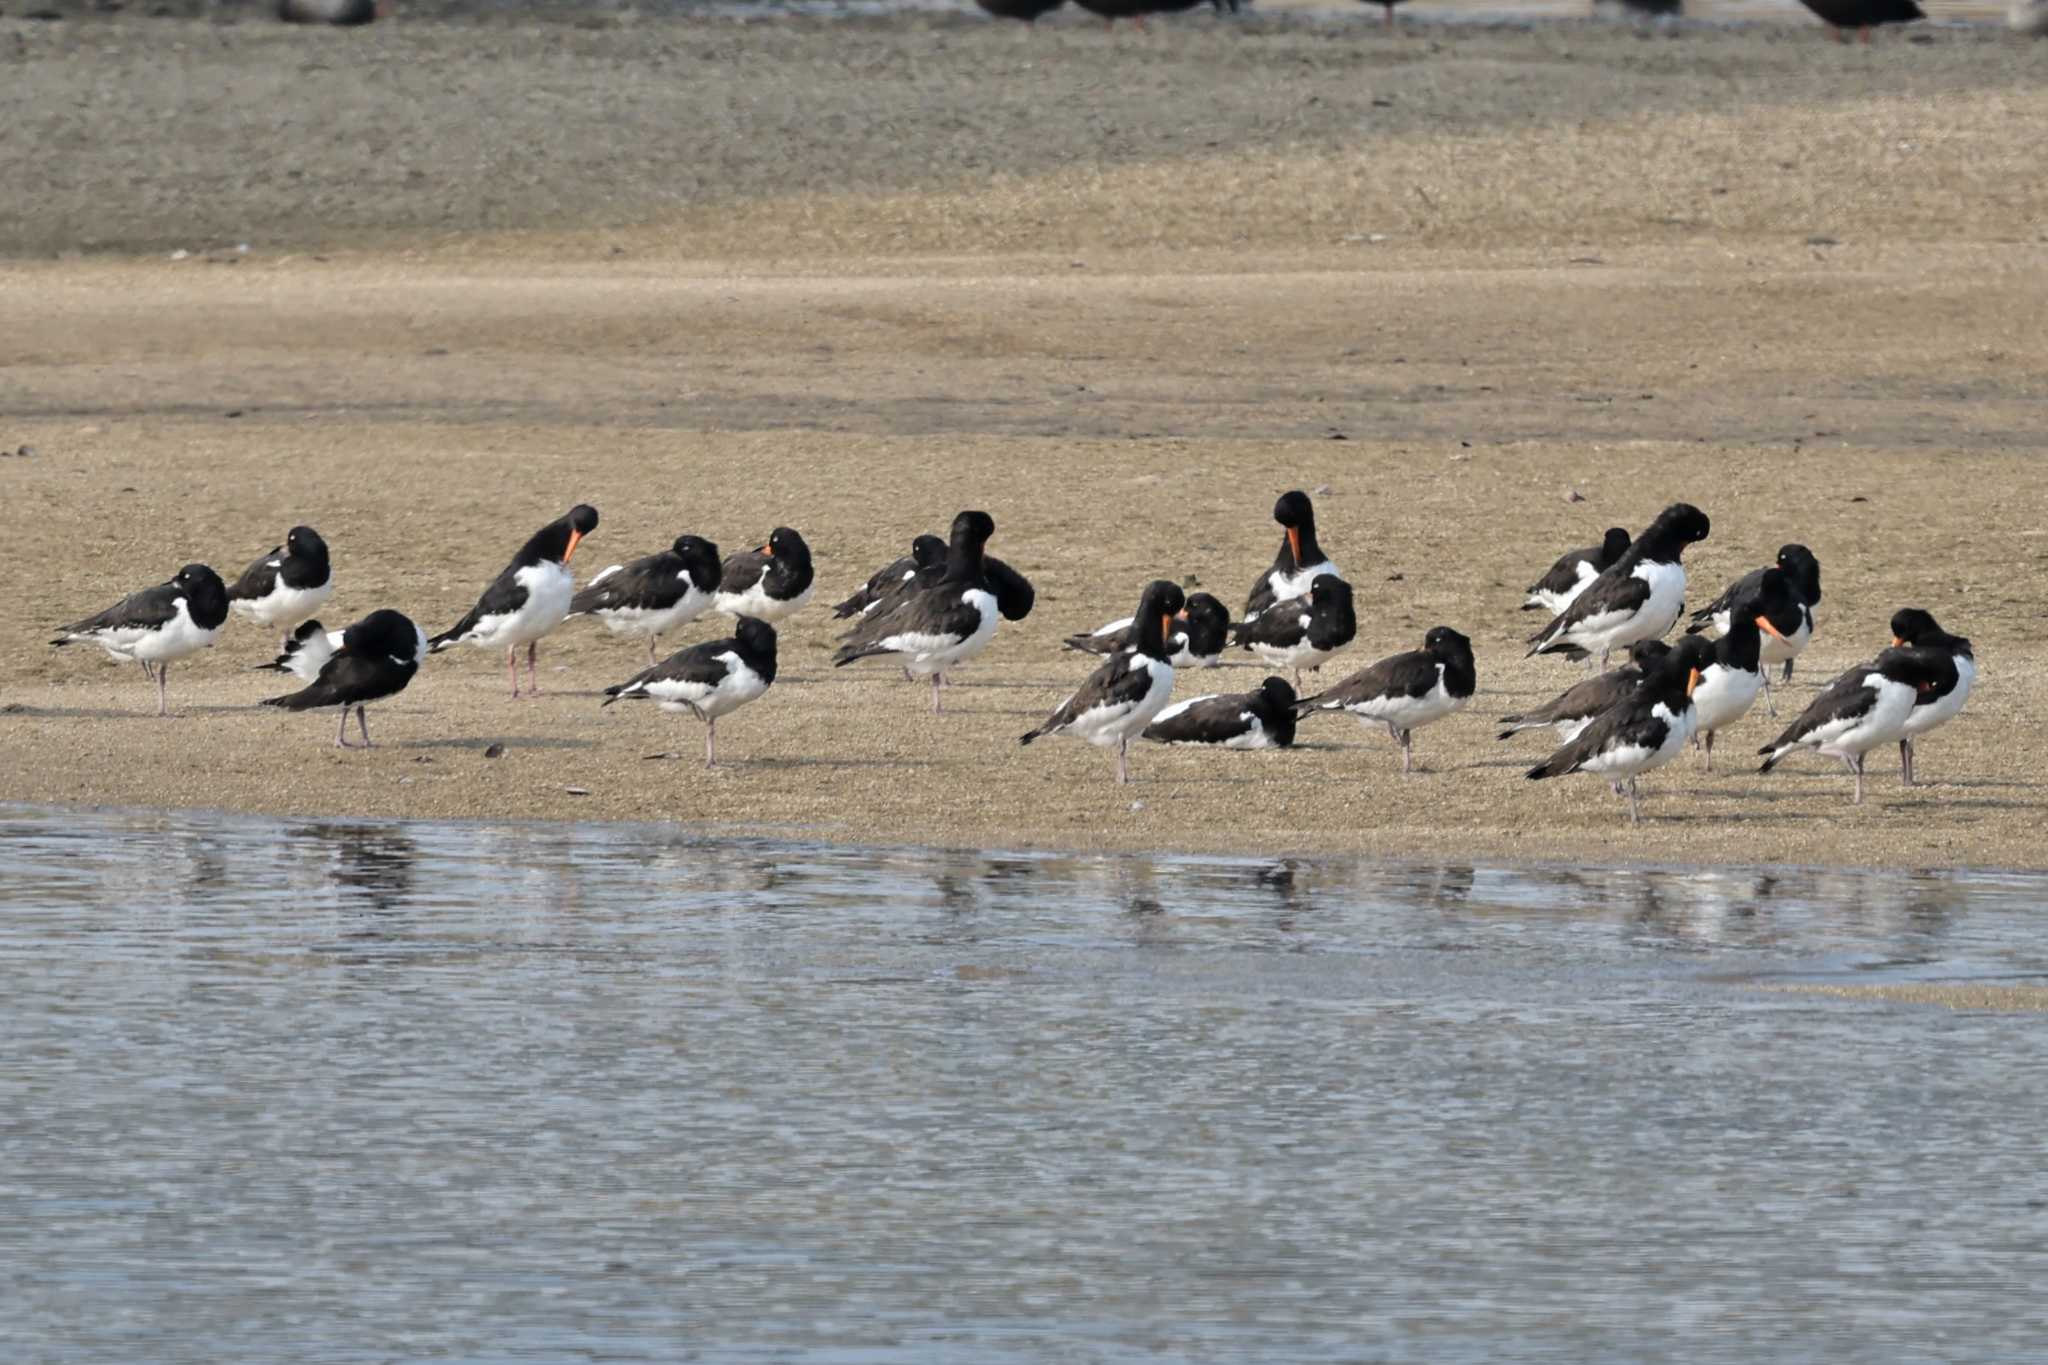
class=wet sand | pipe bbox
[3,14,2044,866]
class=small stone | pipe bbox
[398,777,414,786]
[15,445,33,458]
[1386,572,1404,582]
[1564,488,1586,503]
[224,409,243,419]
[1313,484,1333,495]
[483,743,505,758]
[1849,495,1869,504]
[1128,801,1145,812]
[1805,234,1840,247]
[169,248,189,261]
[565,786,591,797]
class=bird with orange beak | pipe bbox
[1022,580,1186,785]
[1689,572,1800,771]
[1242,490,1341,622]
[1528,635,1714,824]
[713,527,815,624]
[428,504,598,698]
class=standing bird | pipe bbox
[713,527,815,625]
[1072,0,1235,26]
[428,504,597,698]
[568,535,722,666]
[1497,640,1670,743]
[833,535,945,619]
[1020,580,1185,785]
[1521,527,1632,615]
[1526,635,1715,825]
[1756,646,1956,804]
[1243,490,1341,622]
[832,512,1001,715]
[1689,543,1822,709]
[1689,576,1798,771]
[1144,676,1299,749]
[257,619,343,684]
[227,525,334,635]
[1231,576,1358,687]
[260,609,426,749]
[975,0,1068,19]
[1067,591,1230,669]
[602,617,778,770]
[1889,608,1976,787]
[1294,625,1476,774]
[278,0,391,22]
[1795,0,1923,39]
[1527,503,1711,668]
[1358,0,1409,27]
[50,564,229,717]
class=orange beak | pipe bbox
[1891,635,1905,647]
[1286,527,1302,564]
[1755,615,1788,642]
[1161,613,1175,639]
[563,528,584,564]
[760,541,775,558]
[1686,667,1701,697]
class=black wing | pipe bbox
[1526,543,1596,598]
[1242,568,1282,621]
[227,544,286,602]
[832,553,917,618]
[1528,568,1651,652]
[1022,652,1151,742]
[55,582,183,641]
[572,554,681,615]
[985,556,1035,622]
[429,562,528,648]
[1064,619,1131,656]
[1298,648,1435,711]
[604,639,737,703]
[1143,694,1252,744]
[1688,565,1765,631]
[1500,667,1640,730]
[719,547,770,597]
[1759,665,1881,756]
[1528,699,1674,780]
[262,648,403,710]
[1232,599,1312,651]
[834,583,987,665]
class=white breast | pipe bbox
[1692,662,1763,733]
[1580,700,1694,779]
[1805,674,1921,757]
[716,578,813,623]
[127,598,223,664]
[1901,654,1975,738]
[469,562,575,649]
[883,590,999,677]
[1066,656,1176,747]
[593,583,714,640]
[1346,665,1468,733]
[232,575,334,631]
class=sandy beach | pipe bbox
[3,11,2044,866]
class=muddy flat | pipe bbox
[2,12,2044,866]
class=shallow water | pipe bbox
[4,803,2046,1361]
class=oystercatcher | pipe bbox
[427,504,597,697]
[1889,608,1976,787]
[1689,543,1821,710]
[1757,645,1956,804]
[1243,490,1341,621]
[602,616,778,769]
[1527,503,1710,668]
[50,563,229,717]
[1231,575,1357,686]
[832,512,1001,714]
[1067,591,1229,669]
[1020,580,1184,785]
[713,527,814,624]
[1497,640,1670,743]
[1294,625,1476,774]
[1521,527,1631,615]
[226,525,333,633]
[1143,676,1298,749]
[832,535,944,619]
[1796,0,1923,40]
[260,609,427,748]
[569,534,722,666]
[1526,635,1714,824]
[256,618,343,684]
[1689,572,1799,770]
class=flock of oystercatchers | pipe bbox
[45,491,1976,823]
[275,0,2048,44]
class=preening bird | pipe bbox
[260,609,427,749]
[1886,608,1976,788]
[1527,634,1715,824]
[1756,645,1956,804]
[1527,503,1710,668]
[1243,490,1341,622]
[1067,591,1229,669]
[1021,580,1186,785]
[832,511,1002,715]
[428,504,598,698]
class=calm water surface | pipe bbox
[3,804,2046,1362]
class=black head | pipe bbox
[1274,490,1315,529]
[1599,527,1631,564]
[521,505,599,567]
[1889,608,1945,648]
[175,563,226,596]
[345,608,423,660]
[1733,567,1801,640]
[948,510,996,554]
[1775,544,1821,605]
[1878,643,1957,693]
[762,526,811,568]
[670,535,722,585]
[909,534,947,569]
[1642,503,1710,550]
[733,615,778,658]
[1308,575,1352,610]
[1183,592,1229,631]
[285,525,329,565]
[1422,625,1473,661]
[1255,676,1298,712]
[1627,639,1672,671]
[1661,634,1716,693]
[1132,580,1188,651]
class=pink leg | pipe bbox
[932,673,944,715]
[507,648,522,699]
[337,707,353,748]
[704,716,718,769]
[157,663,170,717]
[526,641,540,696]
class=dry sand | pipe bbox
[2,13,2044,866]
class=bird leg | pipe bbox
[1758,671,1777,719]
[1844,752,1865,804]
[357,706,373,748]
[526,641,541,696]
[1703,729,1715,772]
[1900,737,1915,788]
[1395,726,1414,775]
[1383,1,1394,27]
[1626,777,1641,825]
[138,659,156,683]
[932,673,945,716]
[704,716,718,769]
[1782,659,1795,683]
[506,647,522,699]
[156,662,171,717]
[1117,737,1130,785]
[648,638,660,667]
[337,706,353,748]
